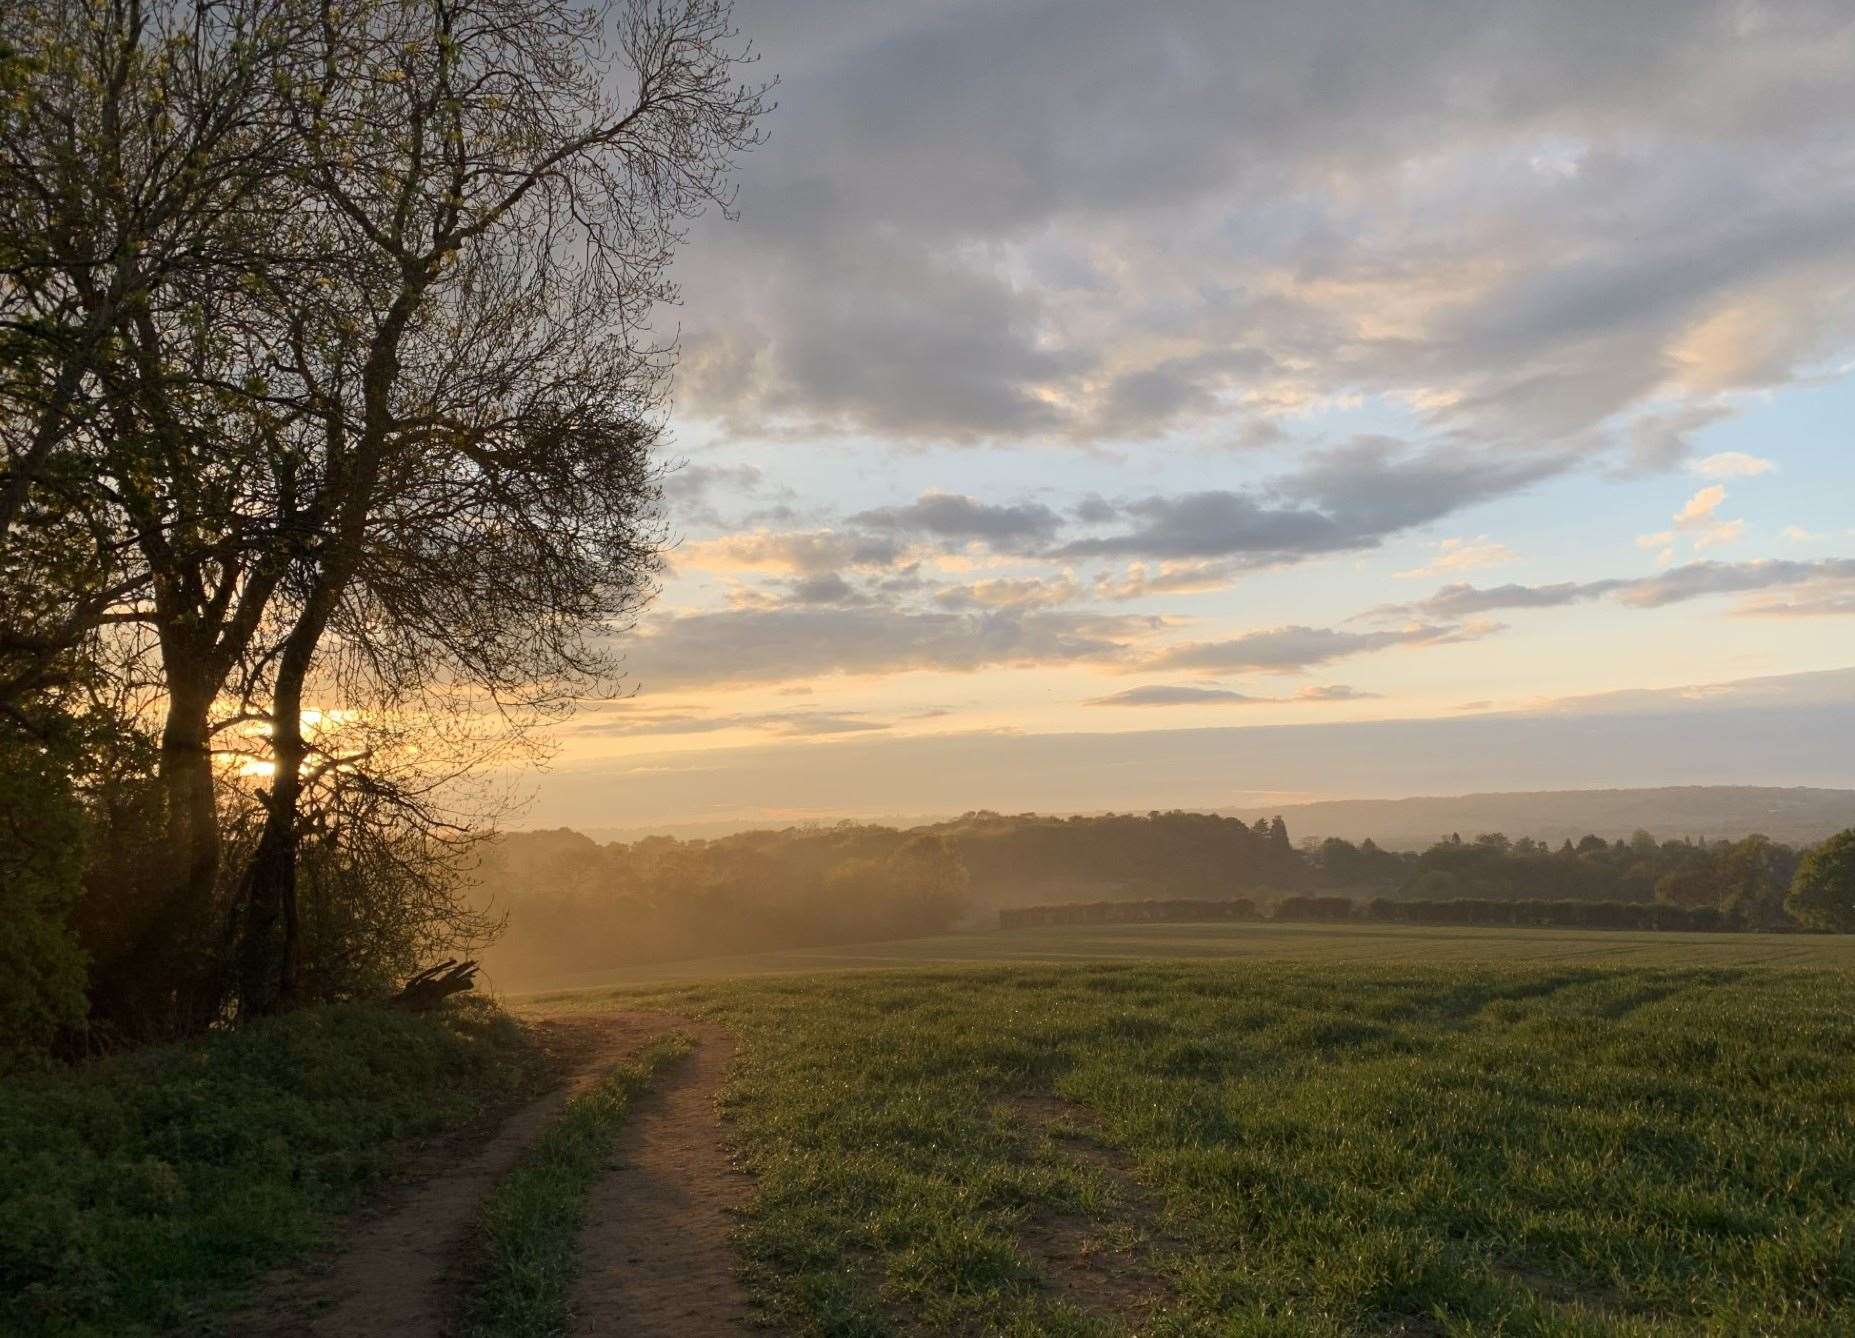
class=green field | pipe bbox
[531,926,1855,1334]
[510,918,1855,994]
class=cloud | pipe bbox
[1145,621,1493,675]
[680,529,908,576]
[662,463,771,528]
[1674,485,1726,526]
[1384,557,1855,618]
[852,491,1064,552]
[1294,684,1383,702]
[1086,681,1382,706]
[624,605,1159,689]
[785,572,865,605]
[670,0,1855,459]
[575,707,893,738]
[932,576,1082,611]
[1622,557,1855,609]
[1092,560,1241,601]
[1087,684,1265,707]
[1691,451,1776,479]
[1387,579,1627,619]
[1640,483,1745,558]
[1058,442,1561,564]
[1394,536,1518,579]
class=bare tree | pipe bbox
[1,0,328,1028]
[3,0,767,1028]
[220,0,768,1010]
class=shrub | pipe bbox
[0,999,545,1335]
[0,733,90,1070]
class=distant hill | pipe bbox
[1223,786,1855,850]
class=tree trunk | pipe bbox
[131,661,226,1031]
[235,620,320,1014]
[236,788,301,1014]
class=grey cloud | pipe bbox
[1149,623,1490,674]
[661,463,778,531]
[1739,590,1855,618]
[1389,558,1855,619]
[1087,685,1264,707]
[1059,443,1559,562]
[1397,579,1627,619]
[1275,441,1565,537]
[1085,682,1379,706]
[673,1,1855,448]
[932,577,1081,612]
[853,491,1064,551]
[1058,490,1348,562]
[1621,558,1855,609]
[1296,684,1382,701]
[663,462,764,503]
[786,572,864,605]
[626,606,1158,690]
[689,529,907,576]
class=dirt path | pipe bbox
[244,1011,681,1338]
[569,1019,755,1335]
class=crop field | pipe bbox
[534,944,1855,1334]
[510,917,1855,993]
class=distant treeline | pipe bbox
[478,811,1852,984]
[1001,898,1262,928]
[1004,895,1746,933]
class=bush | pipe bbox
[0,999,545,1335]
[0,734,90,1070]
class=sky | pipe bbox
[522,0,1855,829]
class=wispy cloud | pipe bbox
[1691,451,1776,479]
[1086,682,1381,707]
[1395,536,1517,580]
[1379,557,1855,620]
[1143,621,1496,675]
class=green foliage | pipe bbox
[461,1034,691,1337]
[0,733,90,1070]
[596,961,1855,1334]
[1789,830,1855,932]
[0,999,546,1336]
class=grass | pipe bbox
[0,998,548,1337]
[541,947,1855,1335]
[512,917,1855,994]
[461,1032,691,1338]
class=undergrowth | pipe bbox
[0,998,546,1336]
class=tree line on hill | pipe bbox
[471,812,1855,988]
[1004,895,1742,933]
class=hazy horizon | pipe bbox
[512,666,1855,831]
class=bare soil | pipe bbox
[1007,1093,1179,1326]
[240,1011,684,1337]
[568,1019,756,1335]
